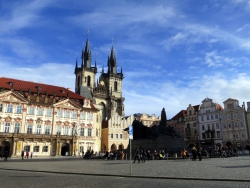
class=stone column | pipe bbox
[12,140,17,157]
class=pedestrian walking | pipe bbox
[31,152,33,159]
[4,151,8,161]
[208,145,212,159]
[26,151,29,159]
[21,150,24,160]
[197,146,202,161]
[133,148,140,163]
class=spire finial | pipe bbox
[112,37,114,46]
[87,28,89,38]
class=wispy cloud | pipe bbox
[0,0,52,36]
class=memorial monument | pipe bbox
[124,108,186,155]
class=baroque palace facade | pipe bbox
[0,77,99,157]
[74,38,129,152]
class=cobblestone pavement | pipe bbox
[0,155,250,182]
[0,169,250,188]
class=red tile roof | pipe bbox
[0,77,83,100]
[0,77,99,112]
[171,110,187,120]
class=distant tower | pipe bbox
[75,37,125,120]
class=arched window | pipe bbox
[114,81,117,91]
[87,76,91,87]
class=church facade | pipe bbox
[74,38,129,152]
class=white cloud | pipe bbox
[0,0,52,36]
[0,61,75,89]
[124,72,250,118]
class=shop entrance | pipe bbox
[61,143,69,156]
[0,141,10,157]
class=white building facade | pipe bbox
[198,98,223,146]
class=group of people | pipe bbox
[21,151,33,160]
[103,150,125,160]
[133,148,146,163]
[82,150,94,159]
[181,144,240,161]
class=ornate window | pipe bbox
[81,112,85,119]
[42,146,48,152]
[111,133,113,139]
[240,122,244,127]
[5,122,10,133]
[37,108,43,116]
[56,126,61,135]
[215,114,219,119]
[72,111,77,119]
[27,124,33,134]
[36,125,41,134]
[65,110,70,118]
[46,108,52,116]
[14,123,20,133]
[34,146,39,152]
[24,145,30,152]
[217,131,220,138]
[233,113,237,119]
[87,113,92,120]
[57,109,63,117]
[0,103,3,112]
[88,128,92,136]
[7,104,13,113]
[80,128,85,136]
[45,126,50,135]
[16,105,22,114]
[64,126,68,135]
[234,122,238,127]
[29,106,35,115]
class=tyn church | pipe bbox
[74,38,125,121]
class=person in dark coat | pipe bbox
[4,151,9,161]
[208,145,212,159]
[21,150,24,160]
[197,146,202,161]
[133,148,140,163]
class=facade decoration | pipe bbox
[197,98,223,146]
[221,98,248,147]
[0,77,98,157]
[184,104,200,146]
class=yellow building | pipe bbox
[134,113,161,127]
[0,77,98,157]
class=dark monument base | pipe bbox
[125,135,186,155]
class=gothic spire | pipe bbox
[82,38,92,68]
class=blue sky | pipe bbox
[1,0,250,118]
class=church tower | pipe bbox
[75,37,125,120]
[75,38,97,95]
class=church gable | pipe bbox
[0,90,28,104]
